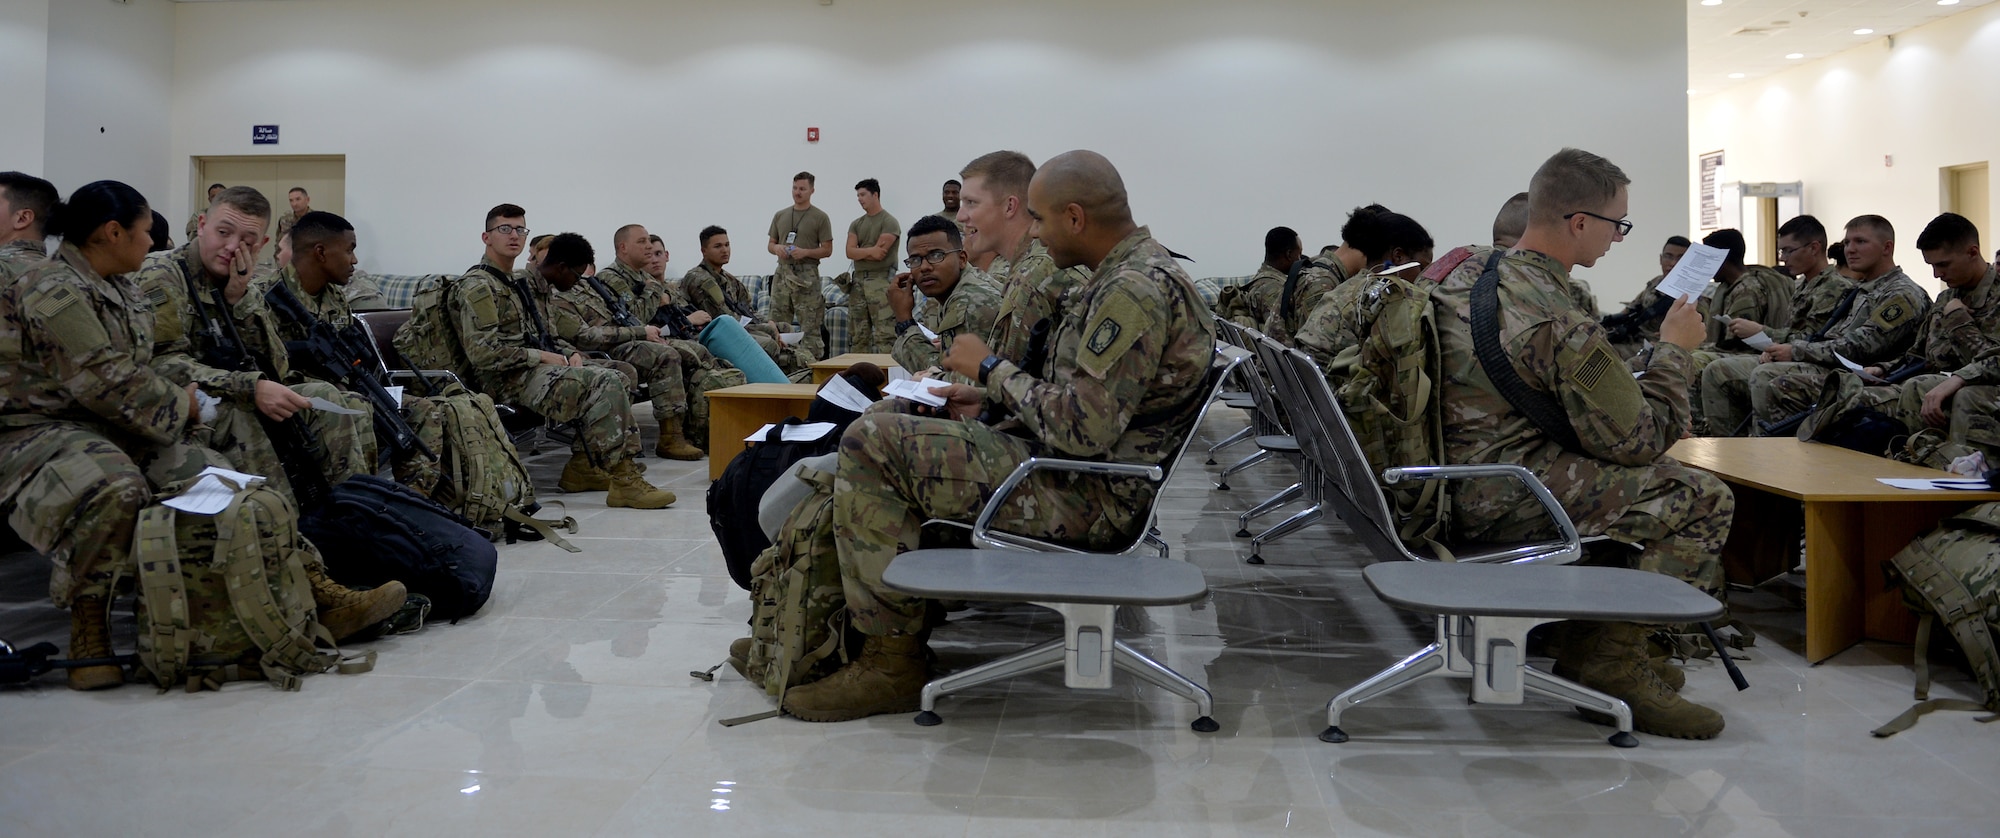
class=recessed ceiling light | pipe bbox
[1728,72,1746,79]
[1938,0,1960,6]
[1786,52,1805,59]
[1701,0,1722,6]
[1854,28,1875,35]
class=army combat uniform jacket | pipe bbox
[989,236,1085,366]
[890,265,1003,374]
[1765,265,1856,344]
[1790,267,1930,368]
[1265,249,1350,346]
[0,238,47,283]
[1218,265,1286,331]
[1701,265,1795,354]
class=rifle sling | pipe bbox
[1469,251,1585,454]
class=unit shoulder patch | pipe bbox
[1073,285,1154,380]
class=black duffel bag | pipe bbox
[302,475,499,622]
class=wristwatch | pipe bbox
[895,318,920,337]
[977,355,1003,385]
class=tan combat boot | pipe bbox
[1561,622,1723,740]
[67,595,123,691]
[728,637,754,680]
[780,634,929,722]
[557,452,610,492]
[605,459,677,509]
[654,416,706,461]
[308,567,408,643]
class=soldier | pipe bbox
[1684,229,1794,434]
[774,150,1217,722]
[598,224,659,312]
[1265,209,1374,345]
[1218,227,1300,330]
[1602,235,1692,357]
[0,172,57,281]
[940,179,961,220]
[1433,148,1733,740]
[445,208,677,508]
[267,187,310,264]
[885,214,1003,375]
[683,224,797,370]
[138,186,376,503]
[185,182,223,240]
[1852,214,1999,437]
[1497,191,1595,315]
[550,231,713,460]
[767,172,834,361]
[843,179,902,354]
[955,151,1088,367]
[1294,210,1433,372]
[1726,215,1855,347]
[2,182,401,690]
[1707,215,1931,432]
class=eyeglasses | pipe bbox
[1563,211,1633,237]
[487,224,530,237]
[903,249,963,269]
[1777,243,1815,258]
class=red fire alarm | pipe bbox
[807,127,820,143]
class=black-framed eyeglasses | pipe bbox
[1777,243,1814,258]
[903,248,963,269]
[1563,211,1633,237]
[487,224,530,237]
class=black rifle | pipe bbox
[648,302,702,341]
[0,640,136,686]
[181,270,334,509]
[1758,356,1929,438]
[1601,294,1673,346]
[264,281,435,464]
[483,266,560,355]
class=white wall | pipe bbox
[1690,2,2000,295]
[0,0,49,175]
[169,0,1687,300]
[43,0,175,207]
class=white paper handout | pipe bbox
[1833,352,1867,374]
[817,374,878,413]
[884,377,953,407]
[162,466,267,515]
[308,397,364,415]
[745,422,838,443]
[918,323,940,342]
[385,385,405,404]
[1878,477,1992,491]
[1655,243,1727,303]
[1742,331,1774,350]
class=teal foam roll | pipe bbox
[699,316,789,383]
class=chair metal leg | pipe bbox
[1215,449,1271,490]
[1236,482,1304,536]
[1141,529,1169,558]
[1245,502,1322,564]
[1112,640,1218,732]
[914,639,1065,725]
[1522,666,1639,748]
[1205,426,1253,464]
[1319,642,1452,743]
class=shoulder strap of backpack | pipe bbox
[212,483,354,690]
[133,505,192,691]
[1874,544,2000,736]
[1469,251,1584,454]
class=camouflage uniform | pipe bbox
[342,268,391,311]
[448,259,639,463]
[989,235,1086,365]
[1686,265,1795,433]
[1434,248,1731,594]
[1568,276,1599,317]
[1605,273,1667,357]
[0,238,47,283]
[1,243,221,606]
[1218,265,1286,330]
[769,205,833,362]
[1265,249,1350,345]
[889,265,1003,374]
[1745,267,1932,424]
[845,210,901,355]
[137,242,374,501]
[1857,266,2000,432]
[1766,264,1857,344]
[549,275,698,423]
[835,227,1218,635]
[596,262,657,315]
[1294,268,1387,373]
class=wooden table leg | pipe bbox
[1720,485,1803,587]
[1803,500,1865,664]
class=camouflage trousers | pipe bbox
[493,362,639,465]
[609,340,690,422]
[1700,355,1795,436]
[1752,362,1846,427]
[769,262,825,362]
[1687,349,1725,434]
[0,422,221,605]
[198,381,376,503]
[1946,384,2000,462]
[833,413,1139,636]
[1453,455,1732,595]
[845,269,895,355]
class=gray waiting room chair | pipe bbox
[880,345,1249,733]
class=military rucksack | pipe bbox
[1873,502,2000,736]
[685,365,749,451]
[403,387,577,550]
[718,464,860,725]
[391,274,473,383]
[129,476,373,692]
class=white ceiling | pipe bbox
[1687,0,1995,95]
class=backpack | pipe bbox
[1798,369,1911,458]
[1325,249,1462,546]
[719,463,859,725]
[685,365,750,452]
[1873,502,2000,736]
[391,274,473,382]
[130,477,372,692]
[300,475,500,622]
[403,387,576,550]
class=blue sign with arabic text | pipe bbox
[252,125,279,145]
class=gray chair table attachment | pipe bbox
[879,346,1250,733]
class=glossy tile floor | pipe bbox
[3,409,1999,836]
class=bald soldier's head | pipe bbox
[1492,191,1529,249]
[613,223,650,269]
[1025,150,1137,270]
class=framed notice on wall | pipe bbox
[1698,150,1725,231]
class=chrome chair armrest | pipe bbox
[1382,464,1583,565]
[972,457,1165,552]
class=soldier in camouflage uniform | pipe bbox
[1267,208,1378,346]
[1602,236,1692,358]
[1218,227,1300,330]
[1683,230,1795,434]
[1710,215,1932,431]
[954,151,1088,367]
[1850,215,2000,446]
[768,173,834,362]
[1435,149,1733,740]
[447,211,676,508]
[684,225,801,372]
[185,183,223,241]
[597,225,660,315]
[885,214,1003,375]
[1495,190,1597,316]
[772,151,1217,723]
[0,173,57,282]
[1294,210,1435,374]
[1741,216,1857,348]
[137,187,375,502]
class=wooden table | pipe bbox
[810,353,899,386]
[1667,437,2000,663]
[703,383,819,479]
